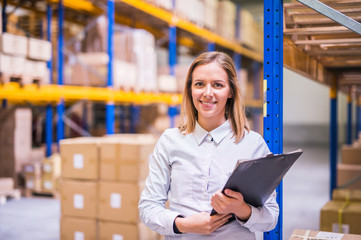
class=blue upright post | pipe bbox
[235,3,241,42]
[264,0,283,240]
[253,62,261,133]
[2,0,7,108]
[46,4,53,156]
[233,53,241,72]
[357,95,361,138]
[106,0,115,134]
[1,0,6,33]
[207,43,215,52]
[57,0,65,145]
[347,87,352,145]
[329,76,338,199]
[169,25,177,128]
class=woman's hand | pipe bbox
[211,189,251,221]
[175,212,232,235]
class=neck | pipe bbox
[198,117,226,132]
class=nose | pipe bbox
[203,84,213,97]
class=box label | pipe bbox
[73,194,84,209]
[316,231,344,239]
[331,223,349,234]
[110,193,121,209]
[43,164,52,173]
[73,154,84,169]
[113,234,123,240]
[43,180,53,190]
[74,231,84,240]
[26,180,34,189]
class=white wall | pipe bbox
[283,67,348,146]
[283,68,329,125]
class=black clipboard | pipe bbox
[210,149,303,216]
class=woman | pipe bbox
[139,51,279,239]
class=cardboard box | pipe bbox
[41,175,59,193]
[61,179,97,218]
[320,200,361,234]
[99,135,155,182]
[99,220,159,240]
[0,33,27,57]
[338,164,361,189]
[98,181,144,223]
[60,216,97,240]
[0,54,12,75]
[25,176,41,191]
[42,153,62,178]
[342,146,361,165]
[60,137,100,180]
[28,38,52,61]
[0,108,32,187]
[0,178,14,194]
[333,189,361,202]
[289,229,361,240]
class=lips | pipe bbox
[200,100,216,107]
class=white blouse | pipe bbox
[139,120,279,240]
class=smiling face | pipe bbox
[191,61,232,131]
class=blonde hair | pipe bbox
[179,51,250,142]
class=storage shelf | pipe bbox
[0,83,182,105]
[48,0,262,62]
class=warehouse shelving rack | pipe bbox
[268,1,361,239]
[1,0,264,155]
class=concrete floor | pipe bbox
[0,144,330,240]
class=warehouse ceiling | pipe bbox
[283,0,361,94]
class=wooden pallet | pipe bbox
[0,189,21,205]
[24,188,60,199]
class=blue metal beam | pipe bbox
[264,0,283,239]
[2,0,7,33]
[2,0,7,108]
[207,42,215,52]
[347,88,352,145]
[357,95,361,141]
[329,76,338,199]
[46,4,53,157]
[169,25,177,128]
[57,0,65,145]
[106,0,115,135]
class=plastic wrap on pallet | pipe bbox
[238,9,263,52]
[28,38,52,62]
[0,33,28,57]
[0,54,12,75]
[175,0,205,26]
[204,0,218,31]
[216,0,236,40]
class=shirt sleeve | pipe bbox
[138,130,182,236]
[235,134,279,232]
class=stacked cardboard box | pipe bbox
[289,229,361,240]
[41,154,62,193]
[338,145,361,189]
[78,19,157,92]
[60,135,159,240]
[204,0,218,32]
[23,161,42,192]
[216,0,237,40]
[175,0,205,27]
[237,10,263,53]
[0,108,32,187]
[320,189,361,234]
[0,32,51,85]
